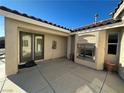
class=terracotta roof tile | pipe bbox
[0,6,72,31]
[73,19,121,32]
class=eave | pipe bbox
[0,8,71,34]
[113,1,124,19]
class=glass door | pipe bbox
[106,32,119,63]
[34,35,44,60]
[20,32,32,63]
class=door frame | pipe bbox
[19,31,44,63]
[20,31,33,63]
[34,34,44,60]
[106,31,120,63]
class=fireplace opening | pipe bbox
[77,43,95,62]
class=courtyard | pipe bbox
[0,58,124,93]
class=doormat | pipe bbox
[18,60,37,69]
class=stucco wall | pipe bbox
[67,36,71,59]
[5,17,68,76]
[78,34,97,44]
[44,34,67,60]
[96,31,106,70]
[118,10,124,20]
[5,18,18,76]
[119,27,124,80]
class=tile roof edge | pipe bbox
[0,6,72,31]
[72,19,122,32]
[112,0,124,16]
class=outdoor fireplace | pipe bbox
[77,43,95,62]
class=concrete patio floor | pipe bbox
[0,58,124,93]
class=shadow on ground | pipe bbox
[1,58,124,93]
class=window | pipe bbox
[108,32,118,55]
[77,43,95,62]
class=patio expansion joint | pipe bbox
[70,71,91,83]
[36,65,57,93]
[0,77,6,93]
[98,71,108,93]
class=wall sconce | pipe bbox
[52,40,57,49]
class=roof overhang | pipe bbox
[0,9,70,34]
[113,1,124,19]
[72,21,124,35]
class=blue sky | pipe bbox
[0,0,119,36]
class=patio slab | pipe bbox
[101,73,124,93]
[4,67,48,93]
[0,59,5,92]
[1,58,124,93]
[0,77,5,92]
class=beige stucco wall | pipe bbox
[5,17,68,76]
[78,34,97,44]
[119,27,124,80]
[121,11,124,21]
[117,10,124,20]
[75,31,106,70]
[5,18,19,76]
[44,34,67,60]
[96,31,106,70]
[67,36,71,59]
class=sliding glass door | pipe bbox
[34,35,44,60]
[20,32,32,62]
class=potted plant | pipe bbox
[104,61,117,72]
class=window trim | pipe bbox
[107,32,119,55]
